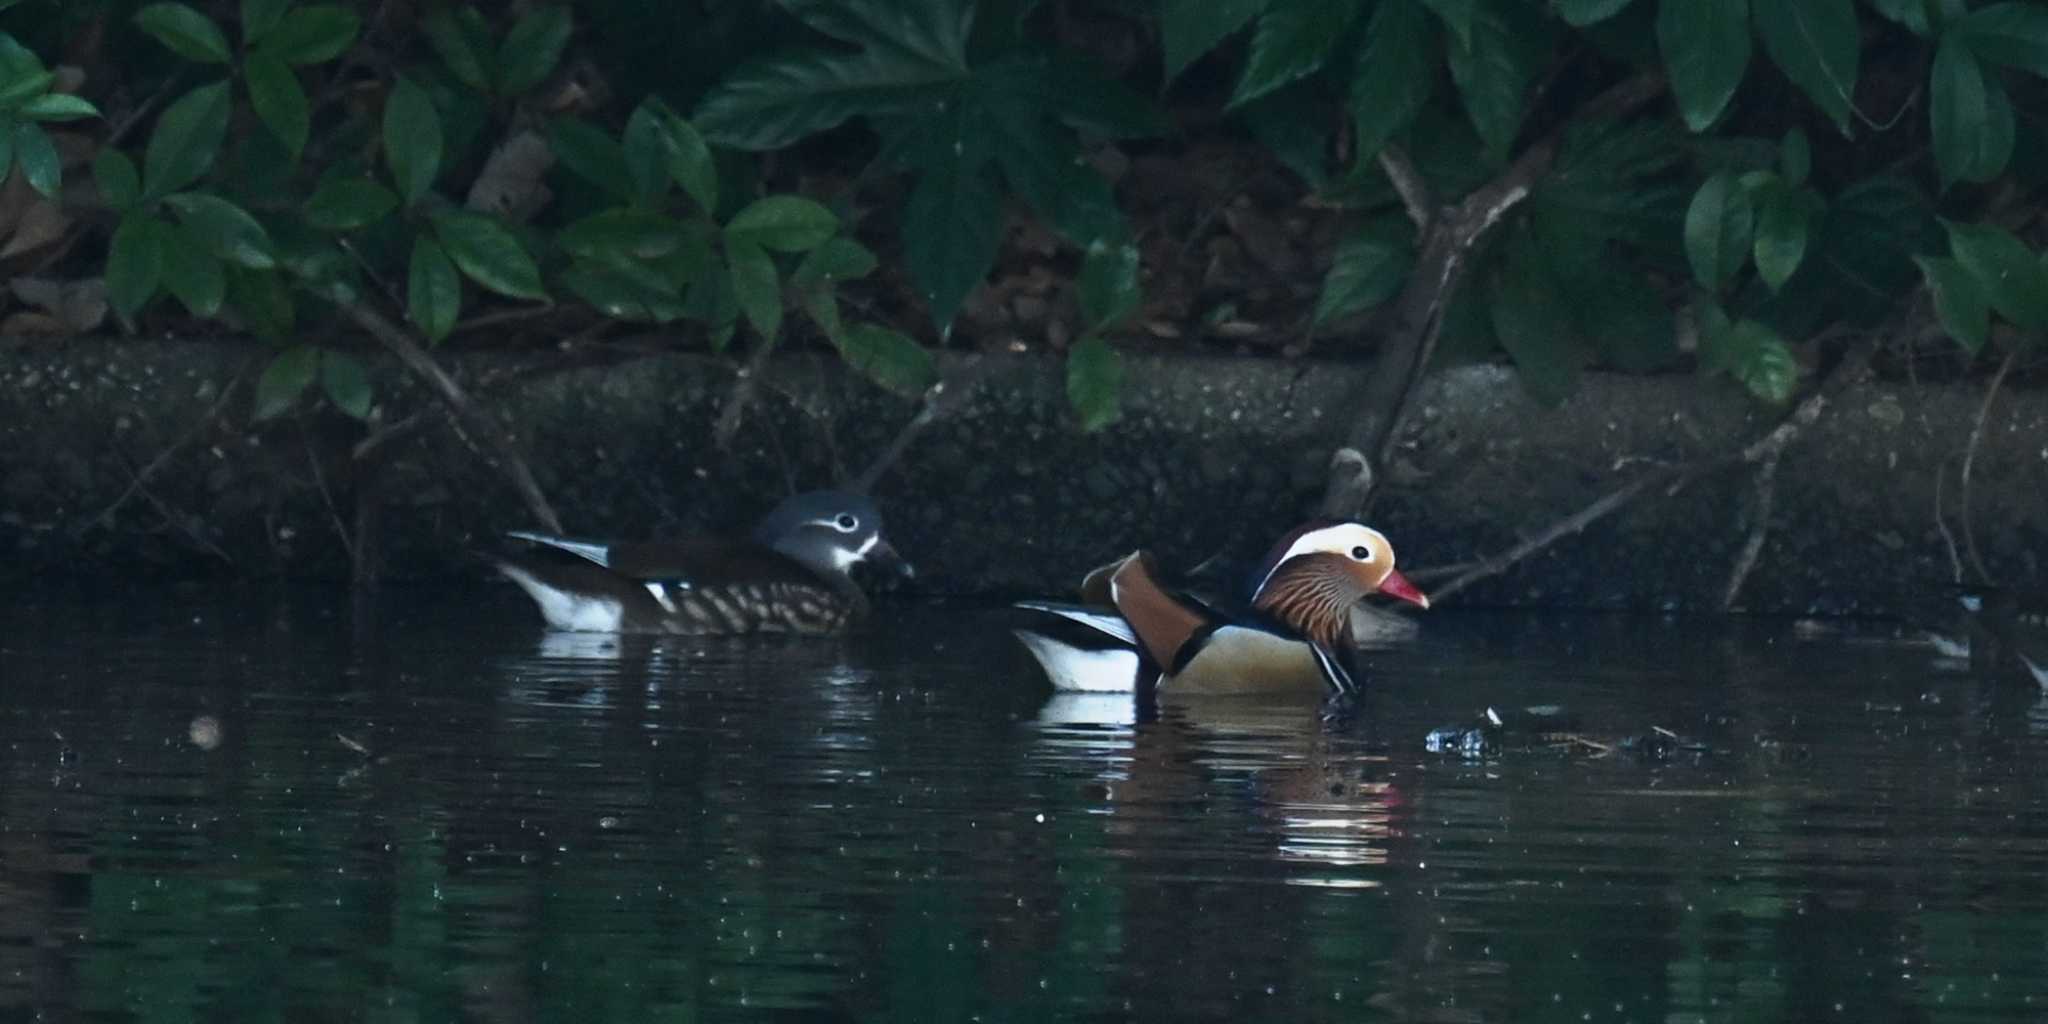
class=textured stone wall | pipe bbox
[3,336,2042,616]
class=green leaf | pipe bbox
[621,104,671,206]
[94,148,141,209]
[793,236,877,287]
[12,122,58,197]
[562,259,687,322]
[383,76,442,203]
[1931,36,2014,188]
[225,265,295,336]
[1684,172,1754,289]
[1752,183,1812,291]
[1753,0,1859,131]
[1865,0,1930,35]
[1065,335,1122,431]
[662,114,718,214]
[1779,127,1810,185]
[682,264,739,342]
[319,351,373,419]
[143,80,231,197]
[979,93,1122,245]
[1422,0,1477,46]
[241,0,292,45]
[106,213,167,317]
[1445,0,1550,161]
[1160,0,1264,83]
[548,116,635,202]
[408,237,460,342]
[1706,319,1798,401]
[257,5,361,65]
[254,345,318,420]
[430,211,548,301]
[496,6,572,96]
[692,2,972,151]
[1314,230,1412,328]
[244,51,308,158]
[558,208,687,260]
[1658,0,1750,131]
[0,70,54,112]
[20,93,99,122]
[1231,0,1364,109]
[1489,246,1586,406]
[303,175,399,231]
[1915,256,1989,353]
[1349,0,1435,161]
[421,6,493,93]
[133,3,231,63]
[160,226,224,317]
[164,192,276,269]
[725,238,782,341]
[1078,240,1141,330]
[903,154,1001,333]
[1945,220,2048,331]
[724,195,839,252]
[837,324,936,398]
[1956,3,2048,76]
[1558,0,1634,25]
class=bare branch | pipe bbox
[1377,146,1433,231]
[1960,345,2018,584]
[853,358,992,494]
[1720,448,1781,610]
[339,302,564,535]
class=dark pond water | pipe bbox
[3,585,2047,1023]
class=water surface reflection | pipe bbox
[1,588,2045,1022]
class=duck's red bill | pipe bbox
[1378,569,1430,609]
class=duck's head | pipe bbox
[1248,521,1429,647]
[753,490,915,583]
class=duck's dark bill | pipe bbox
[869,538,916,579]
[1378,569,1430,609]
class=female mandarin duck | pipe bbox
[495,491,913,635]
[1013,520,1429,696]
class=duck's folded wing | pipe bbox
[1108,551,1212,670]
[1015,601,1140,646]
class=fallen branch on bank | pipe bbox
[1319,71,1669,520]
[1424,339,1874,605]
[1959,345,2018,585]
[854,358,992,493]
[339,302,564,536]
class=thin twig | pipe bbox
[1425,336,1873,605]
[853,358,992,493]
[1933,459,1964,583]
[714,334,780,449]
[1959,345,2018,584]
[73,367,245,535]
[339,302,564,534]
[120,456,235,565]
[1429,461,1701,603]
[1720,447,1781,611]
[297,420,356,566]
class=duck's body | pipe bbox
[496,491,912,635]
[1952,586,2048,688]
[1014,521,1429,696]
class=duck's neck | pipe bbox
[1251,559,1360,650]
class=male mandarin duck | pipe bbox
[494,490,913,635]
[1013,520,1429,696]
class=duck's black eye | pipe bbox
[1350,545,1371,561]
[835,513,859,531]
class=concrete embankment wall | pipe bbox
[3,337,2041,617]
